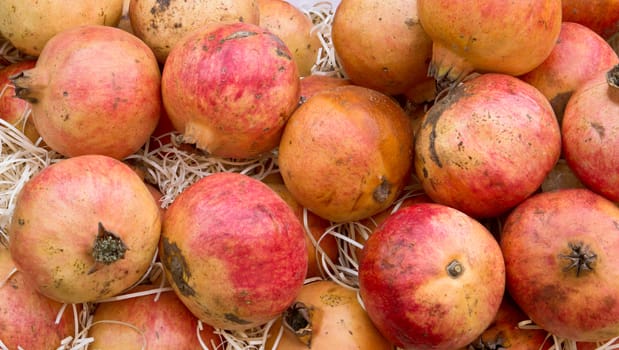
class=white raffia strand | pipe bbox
[298,1,346,78]
[125,132,279,208]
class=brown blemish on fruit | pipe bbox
[224,312,252,325]
[422,86,470,168]
[373,176,391,203]
[590,122,605,139]
[150,0,170,14]
[221,31,258,43]
[161,237,196,296]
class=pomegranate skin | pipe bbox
[500,188,619,342]
[10,25,161,159]
[562,0,619,39]
[415,73,561,218]
[359,203,505,350]
[161,22,300,159]
[160,172,308,330]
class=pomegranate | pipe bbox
[161,22,300,159]
[278,85,414,223]
[265,182,339,279]
[265,280,394,349]
[159,172,307,330]
[418,0,561,87]
[331,0,433,95]
[562,0,619,39]
[460,295,552,350]
[358,202,505,349]
[258,0,322,77]
[129,0,259,63]
[8,155,162,303]
[0,0,124,56]
[562,64,619,202]
[0,60,39,143]
[415,73,562,218]
[0,246,76,349]
[520,22,619,122]
[10,25,161,160]
[500,188,619,342]
[87,285,221,349]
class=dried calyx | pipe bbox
[282,301,313,347]
[89,222,128,274]
[606,64,619,88]
[559,241,597,277]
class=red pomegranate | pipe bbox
[161,21,300,159]
[415,73,562,218]
[10,25,161,159]
[160,172,308,330]
[562,64,619,202]
[0,60,39,143]
[500,188,619,342]
[359,202,505,350]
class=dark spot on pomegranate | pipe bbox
[62,91,68,97]
[17,218,24,225]
[221,30,258,43]
[422,85,471,168]
[161,237,196,296]
[150,0,170,14]
[224,313,252,325]
[590,122,605,139]
[373,177,391,203]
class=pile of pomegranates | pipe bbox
[1,0,619,349]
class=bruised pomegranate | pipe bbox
[278,85,414,223]
[0,60,39,143]
[358,203,505,350]
[160,172,307,330]
[8,155,162,303]
[331,0,433,95]
[500,188,619,342]
[418,0,561,87]
[10,25,161,159]
[415,73,562,218]
[265,280,394,349]
[0,246,76,349]
[520,22,619,122]
[87,285,221,349]
[562,64,619,202]
[161,22,300,159]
